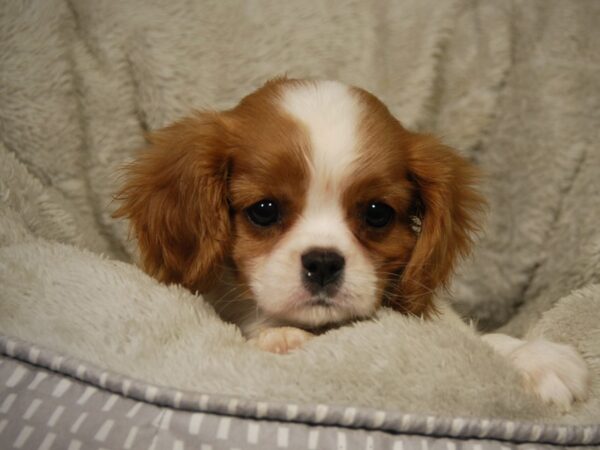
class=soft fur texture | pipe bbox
[1,0,599,424]
[112,79,589,410]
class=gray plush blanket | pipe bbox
[1,0,599,426]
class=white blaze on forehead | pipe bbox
[279,80,362,248]
[247,81,379,326]
[279,80,361,192]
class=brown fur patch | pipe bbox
[224,80,311,285]
[349,86,485,316]
[113,113,231,291]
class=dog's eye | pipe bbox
[246,199,280,227]
[364,202,394,228]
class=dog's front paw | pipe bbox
[509,339,589,410]
[249,327,314,354]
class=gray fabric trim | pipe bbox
[1,334,599,446]
[0,356,570,450]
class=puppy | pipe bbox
[115,78,588,409]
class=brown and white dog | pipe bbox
[115,78,588,409]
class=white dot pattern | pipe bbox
[22,398,42,420]
[256,401,268,418]
[372,411,386,428]
[47,405,64,426]
[247,422,260,444]
[28,348,40,364]
[315,404,328,421]
[227,398,239,414]
[27,372,48,390]
[189,413,204,435]
[277,426,289,447]
[52,378,72,397]
[337,431,348,450]
[124,426,139,449]
[217,417,231,440]
[0,392,16,413]
[14,425,34,448]
[126,402,143,418]
[0,336,598,449]
[285,404,298,420]
[160,410,174,430]
[70,413,88,433]
[308,429,319,449]
[102,394,119,411]
[67,439,82,450]
[94,419,114,442]
[39,432,56,450]
[6,365,27,388]
[77,386,97,405]
[341,407,356,425]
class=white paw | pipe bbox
[249,327,314,354]
[508,339,589,410]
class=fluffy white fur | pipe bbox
[280,80,361,182]
[482,334,589,411]
[429,303,589,410]
[0,0,598,424]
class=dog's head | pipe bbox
[115,78,483,328]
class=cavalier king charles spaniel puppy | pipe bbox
[115,78,588,409]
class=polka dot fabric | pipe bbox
[1,336,598,449]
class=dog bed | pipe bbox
[1,0,600,448]
[1,335,598,449]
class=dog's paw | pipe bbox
[509,339,589,410]
[483,334,589,410]
[249,327,314,354]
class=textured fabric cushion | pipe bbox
[2,336,599,449]
[1,0,600,439]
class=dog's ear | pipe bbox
[388,136,484,316]
[113,113,231,292]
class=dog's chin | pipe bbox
[258,291,375,329]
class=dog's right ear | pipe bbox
[113,113,231,292]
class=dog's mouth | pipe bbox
[307,296,335,308]
[261,285,373,328]
[276,292,344,321]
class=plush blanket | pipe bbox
[1,0,599,425]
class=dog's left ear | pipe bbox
[388,136,485,316]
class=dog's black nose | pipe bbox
[301,248,345,293]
